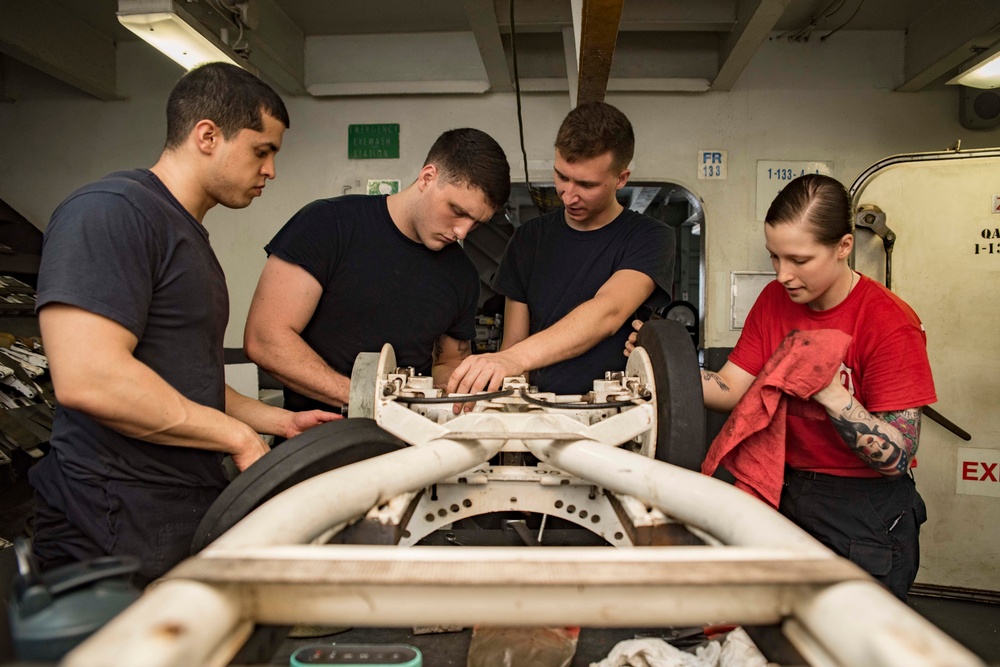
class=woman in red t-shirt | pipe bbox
[627,174,934,600]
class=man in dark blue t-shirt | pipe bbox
[448,102,674,398]
[31,64,338,583]
[244,129,510,412]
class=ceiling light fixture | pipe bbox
[117,0,253,72]
[947,44,1000,90]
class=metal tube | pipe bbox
[248,583,798,627]
[170,543,847,627]
[63,580,249,667]
[792,580,984,667]
[209,419,505,549]
[522,420,828,554]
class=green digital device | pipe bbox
[290,643,422,667]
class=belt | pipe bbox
[784,466,899,485]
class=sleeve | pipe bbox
[265,199,343,287]
[859,322,937,413]
[37,192,157,340]
[618,217,675,304]
[490,224,532,304]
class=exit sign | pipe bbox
[957,447,1000,497]
[348,124,399,159]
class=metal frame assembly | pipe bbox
[64,322,984,667]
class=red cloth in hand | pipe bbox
[701,329,852,508]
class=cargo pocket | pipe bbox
[848,539,892,578]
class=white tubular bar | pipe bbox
[248,584,797,627]
[168,544,853,626]
[791,581,984,667]
[522,420,827,553]
[63,580,249,667]
[209,418,506,550]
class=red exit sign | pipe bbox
[957,447,1000,498]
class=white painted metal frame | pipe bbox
[65,351,985,667]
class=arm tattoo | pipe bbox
[433,337,472,364]
[827,399,922,476]
[701,370,729,392]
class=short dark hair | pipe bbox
[554,101,634,173]
[765,174,854,246]
[424,128,511,211]
[164,63,290,149]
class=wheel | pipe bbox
[191,419,406,553]
[658,300,699,348]
[634,319,705,471]
[660,300,698,328]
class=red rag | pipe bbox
[701,329,852,508]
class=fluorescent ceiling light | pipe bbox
[117,0,251,72]
[947,45,1000,90]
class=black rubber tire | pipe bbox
[191,418,406,553]
[635,319,706,470]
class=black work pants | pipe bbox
[32,479,219,585]
[779,468,927,601]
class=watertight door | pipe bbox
[852,149,1000,593]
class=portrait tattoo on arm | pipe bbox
[827,399,922,476]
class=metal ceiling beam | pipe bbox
[0,0,119,101]
[174,0,306,96]
[712,0,792,92]
[464,0,512,92]
[897,0,1000,92]
[244,0,306,96]
[497,0,735,33]
[576,0,624,104]
[619,0,735,32]
[562,26,579,107]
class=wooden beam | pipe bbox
[576,0,624,104]
[898,0,1000,92]
[0,0,119,101]
[464,0,511,92]
[712,0,792,92]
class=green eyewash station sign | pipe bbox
[348,123,400,159]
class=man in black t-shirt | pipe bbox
[244,129,510,412]
[31,64,339,583]
[448,102,673,398]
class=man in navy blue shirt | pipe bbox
[31,63,338,582]
[448,102,673,398]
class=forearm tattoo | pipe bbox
[827,398,922,476]
[701,370,729,392]
[434,338,472,365]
